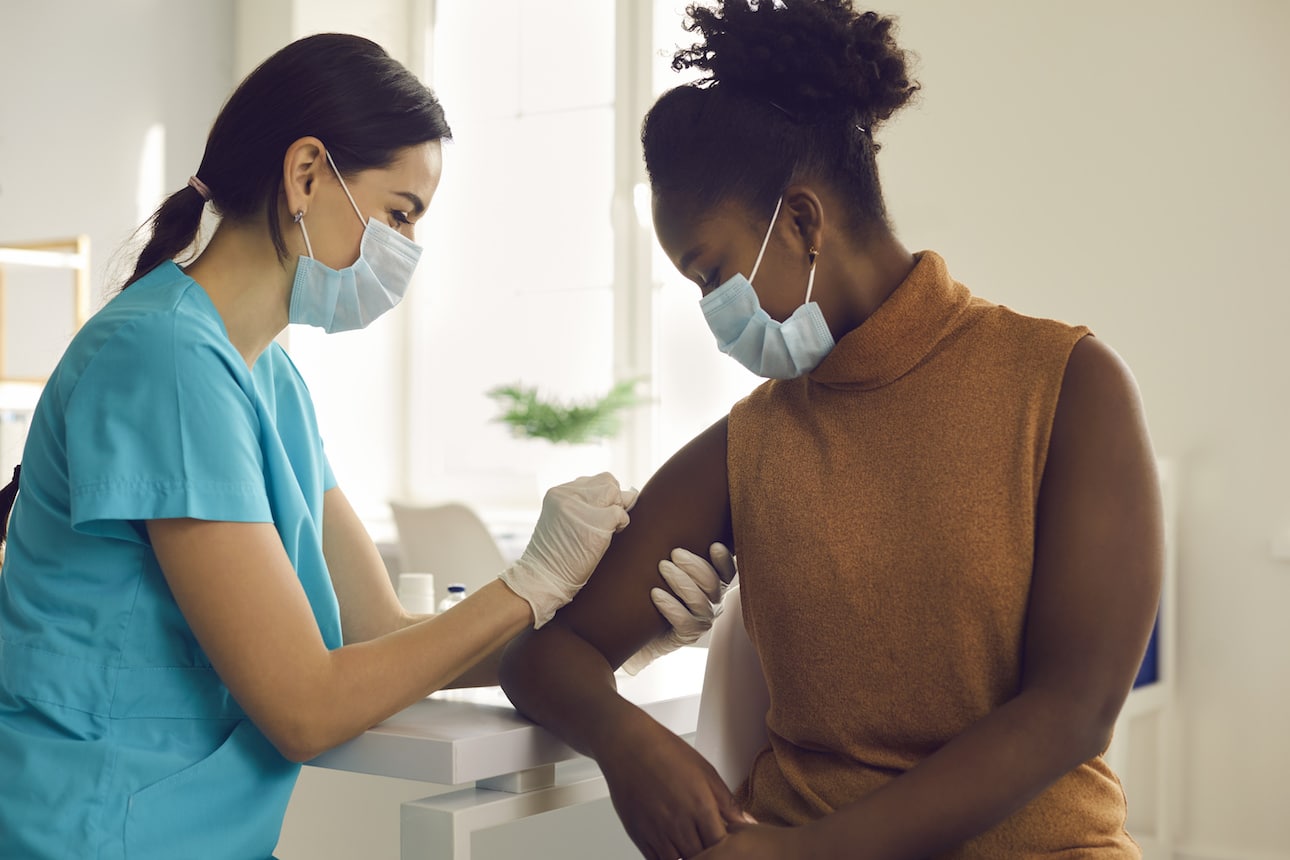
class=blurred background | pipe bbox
[1,2,1287,859]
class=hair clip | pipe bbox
[187,175,212,201]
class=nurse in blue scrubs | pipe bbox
[0,34,724,859]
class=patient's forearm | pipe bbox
[501,417,733,753]
[801,689,1112,860]
[499,624,642,758]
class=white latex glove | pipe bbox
[500,473,639,628]
[622,543,737,675]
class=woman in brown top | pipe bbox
[499,2,1163,859]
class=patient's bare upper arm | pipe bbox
[551,416,733,668]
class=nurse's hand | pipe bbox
[597,709,753,860]
[501,473,639,628]
[622,543,736,675]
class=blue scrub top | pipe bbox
[0,261,342,859]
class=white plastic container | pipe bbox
[397,572,437,615]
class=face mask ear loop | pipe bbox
[296,212,315,259]
[323,148,367,227]
[749,195,784,284]
[804,246,819,304]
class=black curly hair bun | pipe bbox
[643,0,918,226]
[675,0,919,131]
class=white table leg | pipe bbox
[477,764,555,793]
[400,760,608,860]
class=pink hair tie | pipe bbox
[188,175,212,201]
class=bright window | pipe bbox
[408,0,759,509]
[649,1,762,466]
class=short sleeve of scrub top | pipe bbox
[0,262,341,859]
[64,302,273,537]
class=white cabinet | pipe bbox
[0,237,91,482]
[1106,459,1179,859]
[0,383,40,484]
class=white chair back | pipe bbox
[694,585,772,791]
[388,501,508,607]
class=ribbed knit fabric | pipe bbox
[727,251,1138,856]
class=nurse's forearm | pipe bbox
[150,516,533,763]
[288,580,531,761]
[442,640,507,688]
[321,486,417,644]
[387,611,507,688]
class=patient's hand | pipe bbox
[598,708,753,860]
[692,821,807,860]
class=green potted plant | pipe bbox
[487,379,645,492]
[486,379,643,445]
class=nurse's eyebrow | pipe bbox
[393,191,426,215]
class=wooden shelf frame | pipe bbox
[0,235,91,384]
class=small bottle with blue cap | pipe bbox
[437,583,467,613]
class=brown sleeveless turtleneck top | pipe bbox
[727,251,1137,856]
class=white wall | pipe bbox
[0,0,422,533]
[0,0,234,303]
[873,2,1290,857]
[4,2,1289,858]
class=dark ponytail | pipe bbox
[123,33,452,288]
[125,186,209,288]
[643,0,918,228]
[0,466,18,551]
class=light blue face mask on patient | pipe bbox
[289,147,423,333]
[699,195,835,379]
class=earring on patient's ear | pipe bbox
[293,210,305,224]
[805,246,820,303]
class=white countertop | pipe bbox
[308,646,708,785]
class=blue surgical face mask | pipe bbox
[289,148,423,333]
[699,196,835,379]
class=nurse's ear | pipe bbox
[281,136,327,219]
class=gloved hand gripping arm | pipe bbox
[623,543,737,674]
[499,473,639,628]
